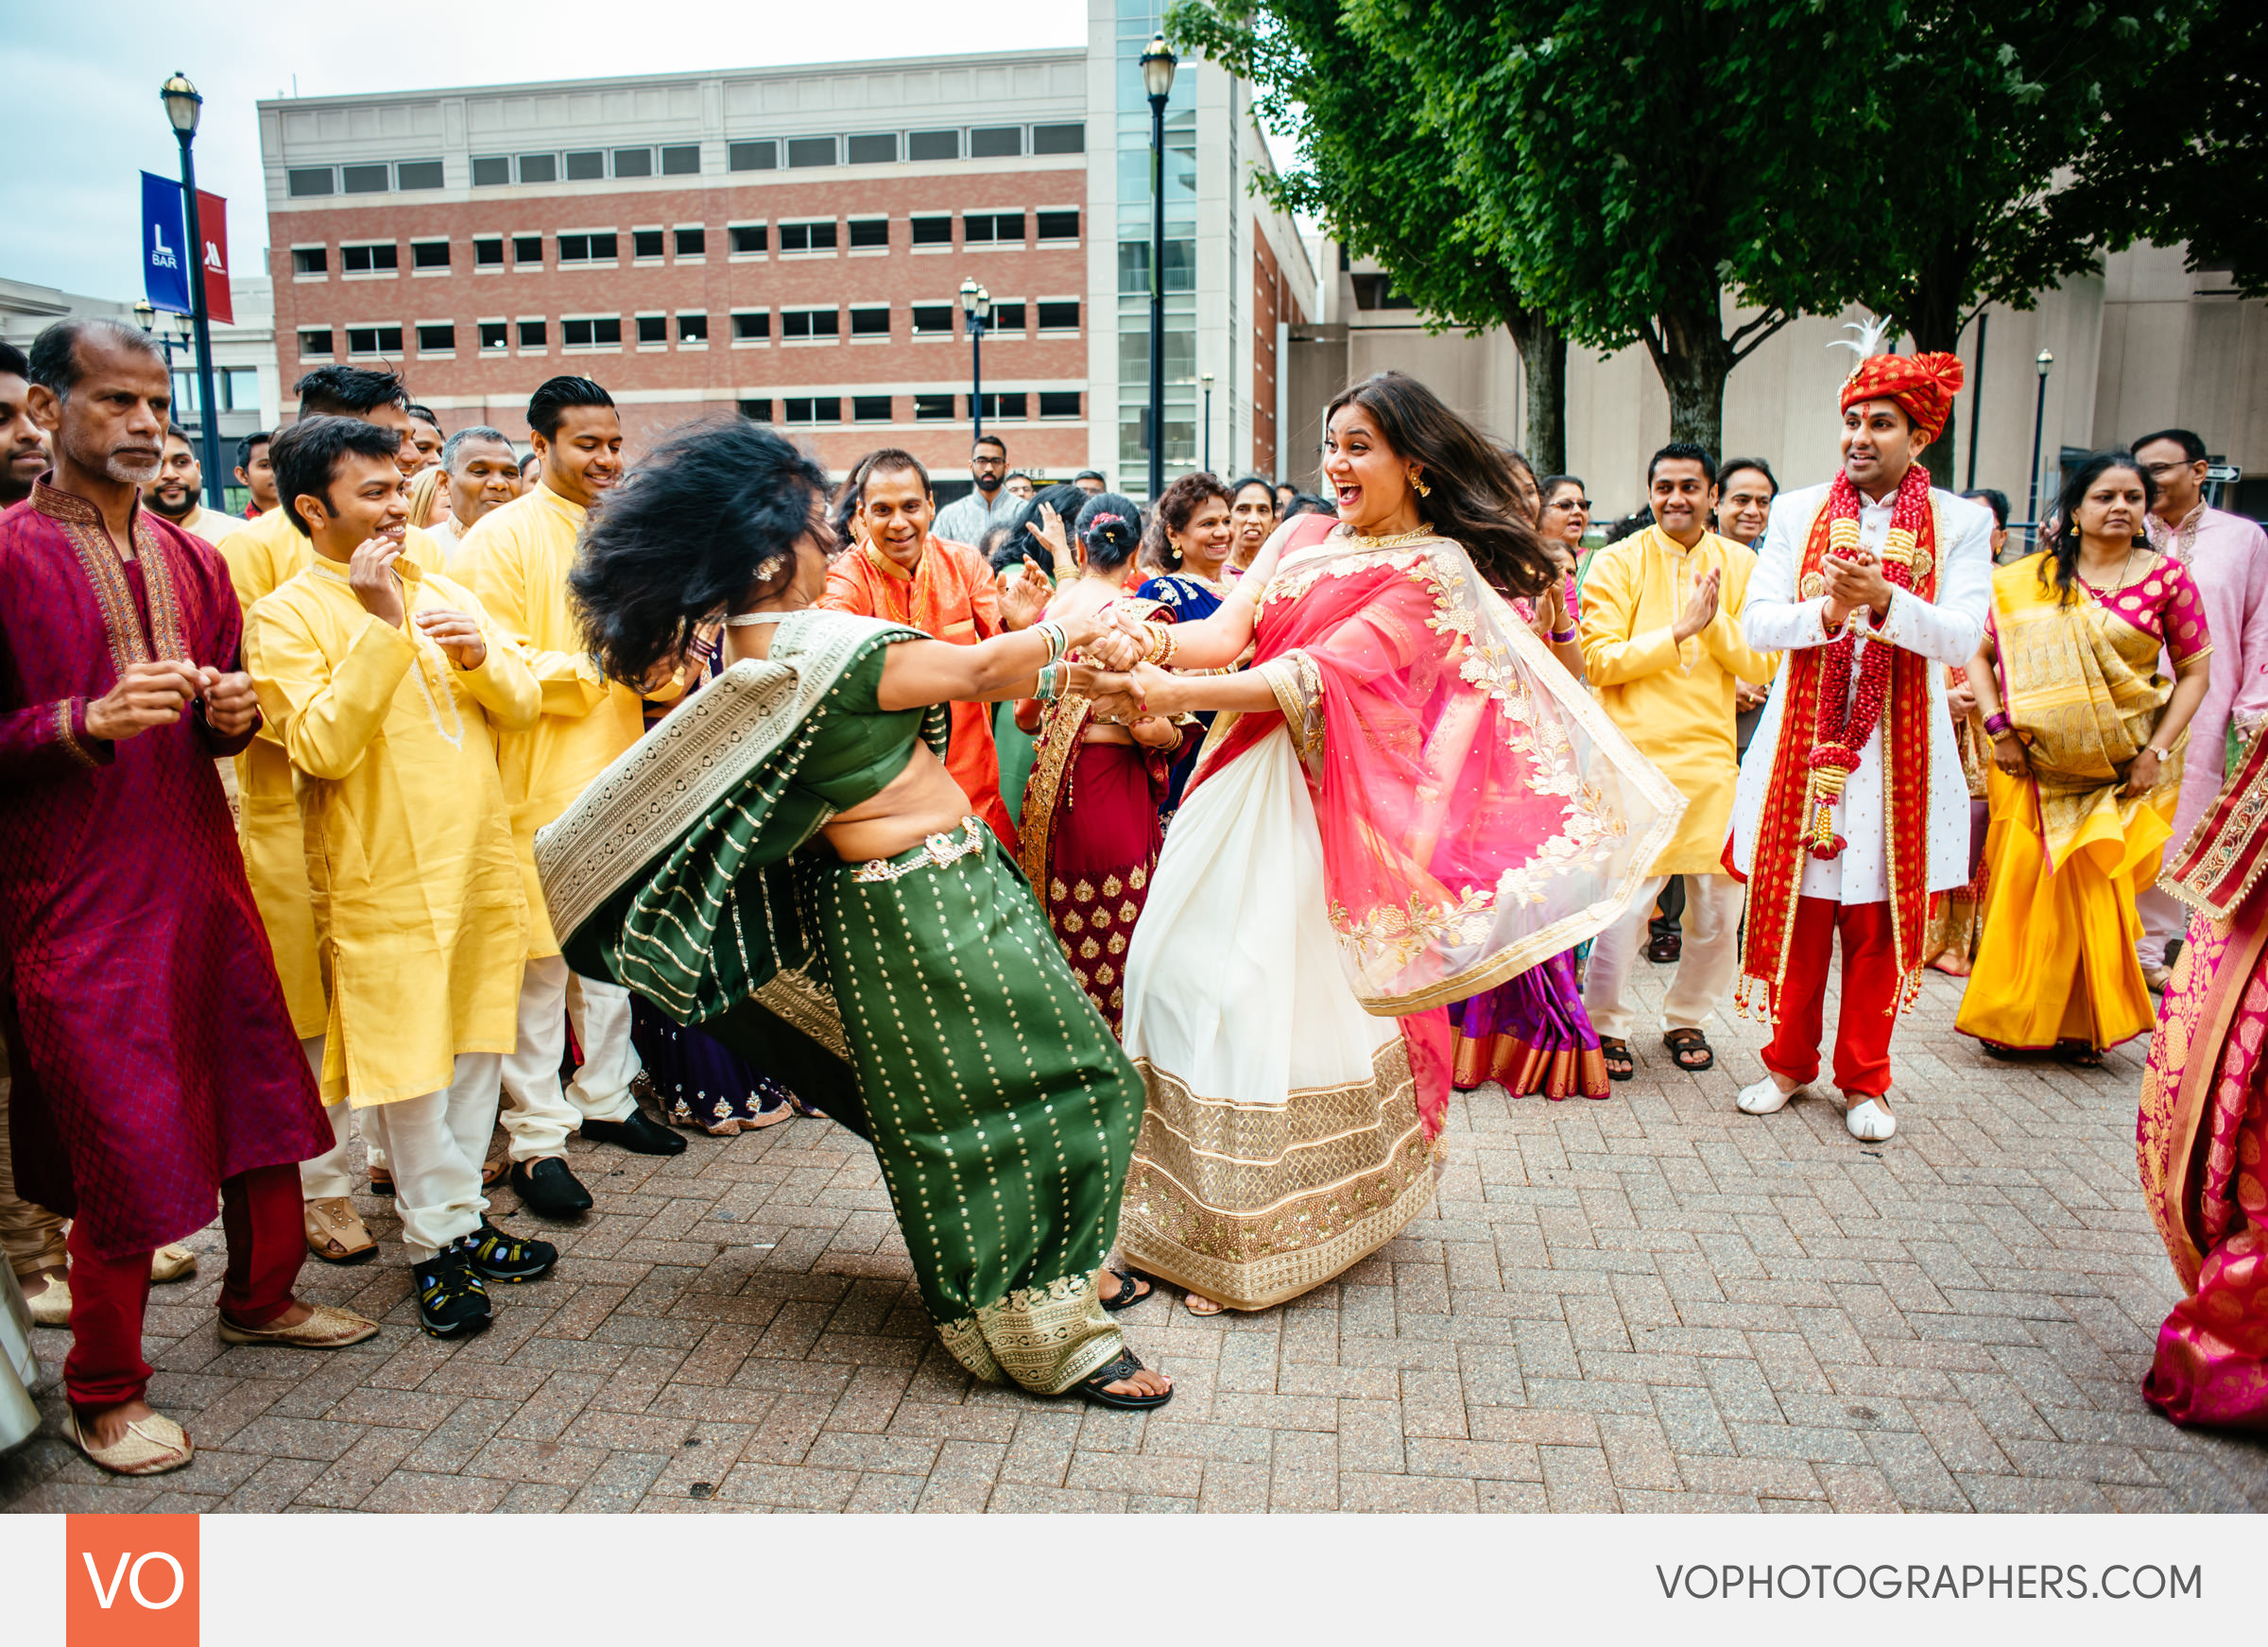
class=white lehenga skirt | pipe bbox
[1118,725,1438,1310]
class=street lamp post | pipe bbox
[162,72,227,512]
[1200,371,1212,474]
[1963,312,1987,493]
[1141,32,1177,504]
[2025,348,2053,551]
[959,277,990,447]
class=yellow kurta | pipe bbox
[1579,525,1778,875]
[457,484,666,956]
[215,506,447,1038]
[243,561,540,1106]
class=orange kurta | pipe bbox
[819,537,1018,853]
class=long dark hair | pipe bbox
[1321,371,1555,598]
[2038,449,2156,607]
[1142,472,1232,572]
[571,419,829,686]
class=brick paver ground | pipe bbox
[6,962,2264,1514]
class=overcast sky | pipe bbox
[2,0,1101,301]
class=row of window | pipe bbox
[739,392,1082,426]
[283,125,1086,198]
[288,212,1079,278]
[295,300,1080,358]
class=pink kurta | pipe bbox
[0,482,330,1260]
[2148,504,2268,843]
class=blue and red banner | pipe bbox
[140,173,232,324]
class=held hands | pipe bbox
[1947,678,1978,719]
[84,658,206,742]
[348,538,406,628]
[1822,550,1894,630]
[415,609,488,671]
[1085,661,1174,723]
[1079,608,1155,673]
[1672,568,1722,643]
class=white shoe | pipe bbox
[1846,1099,1897,1141]
[1737,1075,1798,1115]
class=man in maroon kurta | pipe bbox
[1,318,375,1476]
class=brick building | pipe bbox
[255,1,1316,499]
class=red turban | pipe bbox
[1840,352,1966,443]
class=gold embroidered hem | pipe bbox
[936,1271,1125,1394]
[1120,1035,1439,1312]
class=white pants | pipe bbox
[361,1053,501,1262]
[2136,884,2186,969]
[1583,872,1746,1041]
[499,955,640,1161]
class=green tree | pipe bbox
[1169,0,1572,471]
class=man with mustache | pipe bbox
[142,424,233,544]
[0,319,378,1476]
[0,341,50,507]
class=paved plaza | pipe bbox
[5,961,2265,1516]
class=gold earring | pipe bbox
[1412,472,1431,498]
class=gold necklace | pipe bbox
[2081,546,2145,596]
[1344,524,1434,550]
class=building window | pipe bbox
[513,234,543,265]
[738,399,772,421]
[1036,210,1079,241]
[557,232,618,264]
[298,327,335,359]
[291,247,328,276]
[661,145,701,175]
[910,214,953,249]
[479,320,508,352]
[1037,300,1080,333]
[852,396,893,423]
[786,136,837,168]
[287,167,335,197]
[518,318,547,348]
[1038,391,1081,419]
[417,323,456,354]
[675,226,706,257]
[411,240,451,270]
[561,316,622,349]
[731,310,769,342]
[779,308,839,341]
[678,312,708,343]
[341,243,399,274]
[970,127,1022,159]
[566,150,607,182]
[729,140,775,172]
[342,163,390,195]
[632,229,664,261]
[473,236,504,267]
[911,303,954,337]
[472,156,511,187]
[782,396,841,424]
[1031,124,1084,155]
[846,132,897,164]
[913,393,954,420]
[971,393,1027,420]
[518,153,558,184]
[730,223,767,255]
[908,129,959,162]
[850,305,890,338]
[777,221,836,253]
[963,212,1025,245]
[613,147,653,179]
[849,217,889,250]
[636,314,668,346]
[989,301,1026,334]
[347,325,404,357]
[397,159,445,190]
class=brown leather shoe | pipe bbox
[217,1301,382,1347]
[304,1195,377,1265]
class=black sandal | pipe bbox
[2056,1040,2105,1069]
[1071,1351,1174,1410]
[1663,1026,1713,1072]
[1601,1037,1635,1082]
[1100,1267,1151,1312]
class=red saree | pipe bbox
[2138,729,2268,1429]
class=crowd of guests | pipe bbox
[3,316,2265,1480]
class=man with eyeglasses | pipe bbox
[932,434,1015,545]
[2129,427,2268,988]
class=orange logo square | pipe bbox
[65,1515,198,1647]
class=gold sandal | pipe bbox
[70,1410,195,1477]
[303,1196,377,1265]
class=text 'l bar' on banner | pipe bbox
[139,172,232,325]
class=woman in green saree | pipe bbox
[536,421,1168,1407]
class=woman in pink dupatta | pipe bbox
[1093,373,1682,1312]
[2137,729,2268,1429]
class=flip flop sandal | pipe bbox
[1184,1293,1226,1316]
[1071,1350,1174,1410]
[1663,1027,1714,1072]
[1600,1038,1635,1082]
[1100,1267,1151,1312]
